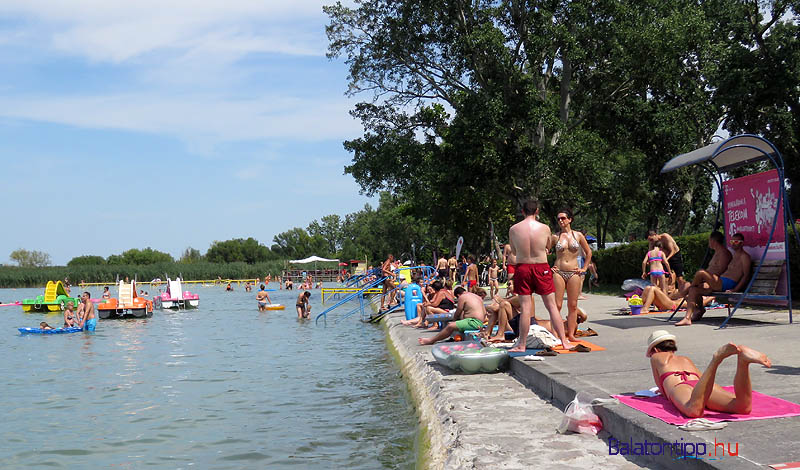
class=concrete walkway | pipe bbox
[385,293,799,469]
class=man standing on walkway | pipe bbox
[508,199,571,351]
[464,255,479,289]
[647,230,685,284]
[437,254,449,280]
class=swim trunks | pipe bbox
[670,252,684,278]
[455,317,484,332]
[84,317,97,332]
[467,280,477,288]
[513,263,554,296]
[507,264,516,275]
[721,276,737,291]
[438,268,449,279]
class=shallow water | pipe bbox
[0,285,418,469]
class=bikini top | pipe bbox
[648,250,663,262]
[555,231,579,252]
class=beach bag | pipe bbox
[525,324,560,349]
[557,391,603,435]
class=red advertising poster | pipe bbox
[722,169,786,294]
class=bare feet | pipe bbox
[714,342,740,361]
[488,335,506,342]
[675,316,692,326]
[509,341,526,352]
[559,340,574,350]
[418,337,434,345]
[738,345,772,367]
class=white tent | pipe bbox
[289,256,339,264]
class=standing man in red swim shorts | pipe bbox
[508,199,572,352]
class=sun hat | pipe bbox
[646,330,677,357]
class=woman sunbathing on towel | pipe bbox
[646,330,772,418]
[640,285,713,312]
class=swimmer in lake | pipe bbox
[256,284,273,311]
[296,291,311,319]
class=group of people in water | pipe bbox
[45,291,97,331]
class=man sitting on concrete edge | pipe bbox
[418,287,486,345]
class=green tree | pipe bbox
[107,248,174,265]
[67,255,106,266]
[327,0,725,240]
[271,228,328,259]
[179,247,204,263]
[307,214,344,255]
[710,0,799,212]
[205,238,271,264]
[9,249,51,267]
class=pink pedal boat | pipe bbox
[154,277,199,310]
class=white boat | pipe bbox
[154,277,200,310]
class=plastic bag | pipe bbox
[525,324,560,349]
[557,391,603,435]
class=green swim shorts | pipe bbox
[455,317,484,332]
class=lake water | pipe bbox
[0,285,418,469]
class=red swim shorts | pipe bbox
[468,280,477,288]
[513,263,554,296]
[507,264,516,275]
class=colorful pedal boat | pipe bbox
[153,277,199,310]
[97,280,153,319]
[21,281,81,313]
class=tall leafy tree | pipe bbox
[9,249,51,267]
[326,0,728,239]
[205,238,270,264]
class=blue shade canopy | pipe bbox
[660,135,778,173]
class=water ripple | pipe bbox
[1,286,417,470]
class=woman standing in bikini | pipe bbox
[550,209,593,343]
[642,240,670,293]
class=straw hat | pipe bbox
[646,330,676,357]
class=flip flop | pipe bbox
[569,344,592,353]
[535,348,558,357]
[678,418,728,431]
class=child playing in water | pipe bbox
[40,322,54,330]
[642,240,670,293]
[63,301,77,328]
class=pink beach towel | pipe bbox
[613,389,800,426]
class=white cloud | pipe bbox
[0,0,329,62]
[0,1,362,150]
[0,92,361,144]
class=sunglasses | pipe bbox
[557,216,568,221]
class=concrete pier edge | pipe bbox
[382,311,762,470]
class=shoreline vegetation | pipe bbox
[0,261,287,288]
[2,228,796,292]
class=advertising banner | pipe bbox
[722,169,786,294]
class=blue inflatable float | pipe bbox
[18,327,83,335]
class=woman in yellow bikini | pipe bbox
[550,209,593,343]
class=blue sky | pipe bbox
[0,1,375,265]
